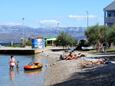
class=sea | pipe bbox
[0,54,48,86]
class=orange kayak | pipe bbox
[24,62,42,71]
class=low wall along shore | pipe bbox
[0,47,45,54]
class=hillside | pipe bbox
[0,25,86,43]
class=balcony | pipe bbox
[105,17,115,23]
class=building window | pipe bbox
[108,13,111,17]
[107,23,112,26]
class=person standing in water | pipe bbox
[9,55,16,70]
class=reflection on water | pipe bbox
[9,70,15,80]
[9,67,20,80]
[24,69,42,76]
[0,54,48,86]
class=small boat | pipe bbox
[24,62,43,71]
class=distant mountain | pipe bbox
[0,25,86,43]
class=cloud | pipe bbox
[39,19,60,27]
[68,15,96,20]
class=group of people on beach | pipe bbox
[65,52,85,60]
[60,51,110,67]
[9,55,19,70]
[60,52,86,60]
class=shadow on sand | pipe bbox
[54,63,115,86]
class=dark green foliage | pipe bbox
[85,25,99,45]
[26,39,32,46]
[76,39,90,50]
[85,24,108,45]
[107,24,115,45]
[55,32,77,47]
[79,39,90,47]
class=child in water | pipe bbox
[16,61,19,69]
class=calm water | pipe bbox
[0,54,48,86]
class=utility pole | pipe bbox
[86,11,89,28]
[22,17,25,37]
[21,17,25,47]
[57,22,60,34]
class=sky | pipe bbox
[0,0,114,28]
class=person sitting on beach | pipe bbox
[65,52,78,60]
[96,58,107,64]
[9,56,16,70]
[77,53,86,57]
[73,54,80,59]
[70,53,85,60]
[65,52,74,60]
[60,54,64,60]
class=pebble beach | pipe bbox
[42,47,115,86]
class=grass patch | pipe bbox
[86,47,115,53]
[106,47,115,52]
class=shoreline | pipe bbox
[43,47,115,86]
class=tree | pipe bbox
[85,25,108,52]
[21,38,32,47]
[107,24,115,46]
[26,39,32,46]
[85,25,99,45]
[55,32,77,48]
[98,25,108,43]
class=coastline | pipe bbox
[43,47,115,86]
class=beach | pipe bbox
[43,47,115,86]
